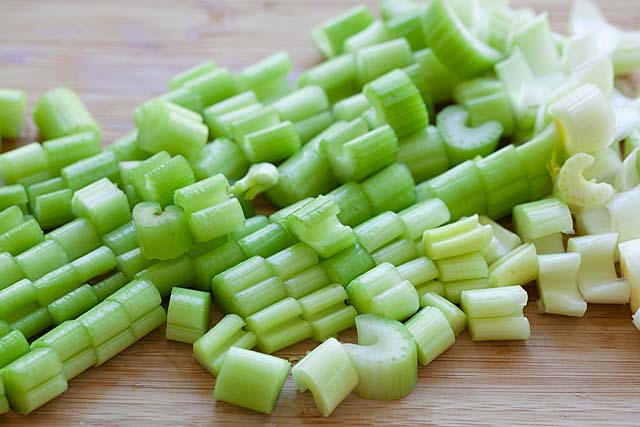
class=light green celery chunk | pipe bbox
[231,163,279,200]
[286,195,356,258]
[42,131,102,175]
[355,212,406,253]
[399,199,450,241]
[237,222,296,258]
[169,60,217,89]
[102,221,138,256]
[343,314,417,400]
[343,20,389,53]
[531,233,565,255]
[0,330,30,369]
[397,257,439,287]
[10,307,53,339]
[117,247,155,279]
[70,246,116,284]
[245,297,311,353]
[93,272,129,302]
[0,218,44,257]
[0,143,49,185]
[236,52,292,102]
[328,181,373,227]
[0,88,26,138]
[444,278,491,304]
[107,279,162,323]
[194,242,246,292]
[356,38,413,85]
[174,174,230,215]
[0,278,38,321]
[230,106,280,145]
[1,348,68,415]
[133,202,193,260]
[311,5,375,58]
[362,163,416,215]
[241,121,301,163]
[214,347,290,415]
[129,151,171,197]
[292,338,358,417]
[536,253,586,317]
[180,67,237,108]
[72,178,131,235]
[108,130,149,162]
[415,280,446,299]
[298,54,358,103]
[294,111,335,145]
[586,148,622,187]
[467,317,531,341]
[385,9,427,51]
[0,186,28,214]
[556,153,615,210]
[607,188,640,243]
[397,126,449,183]
[405,306,455,366]
[33,87,101,140]
[620,239,640,312]
[513,13,561,76]
[193,314,256,376]
[46,219,100,262]
[266,243,318,281]
[568,233,622,303]
[298,284,356,341]
[166,287,211,344]
[460,286,528,319]
[273,86,329,124]
[34,189,74,230]
[489,243,538,288]
[16,240,68,282]
[203,91,258,135]
[371,238,418,266]
[347,263,419,321]
[333,94,371,122]
[27,178,67,209]
[423,215,492,260]
[77,300,131,349]
[513,198,573,242]
[93,328,136,366]
[188,198,245,243]
[0,252,23,291]
[130,305,166,340]
[453,78,505,104]
[322,243,376,286]
[142,155,195,207]
[48,285,99,325]
[479,216,522,264]
[0,206,23,235]
[61,151,119,192]
[284,265,331,299]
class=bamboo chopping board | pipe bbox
[2,0,640,425]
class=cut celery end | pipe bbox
[405,306,455,365]
[607,189,640,243]
[188,198,246,243]
[415,280,446,299]
[107,279,162,323]
[556,153,615,210]
[372,238,419,267]
[532,233,565,255]
[266,243,318,281]
[489,243,539,287]
[460,286,528,319]
[31,319,93,363]
[16,239,68,282]
[479,216,522,264]
[0,330,30,369]
[468,316,531,341]
[311,5,376,58]
[77,301,131,348]
[536,253,587,317]
[0,278,38,320]
[420,292,467,336]
[213,347,290,415]
[399,198,450,241]
[513,198,574,242]
[343,314,417,401]
[292,338,359,417]
[94,329,136,366]
[423,215,492,260]
[133,202,193,260]
[436,252,488,282]
[166,287,211,344]
[0,252,23,291]
[253,317,313,354]
[397,257,439,287]
[444,278,491,304]
[284,264,331,299]
[567,233,619,303]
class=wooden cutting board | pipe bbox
[2,0,640,425]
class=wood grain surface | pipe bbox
[2,1,640,426]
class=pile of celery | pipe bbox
[1,0,640,418]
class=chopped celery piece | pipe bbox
[194,241,246,291]
[93,272,129,302]
[333,94,371,122]
[420,293,466,336]
[169,60,217,89]
[33,87,100,140]
[437,105,502,166]
[444,278,491,304]
[267,243,318,281]
[204,92,258,136]
[328,182,373,227]
[344,20,390,53]
[284,264,331,299]
[399,199,450,241]
[214,347,290,415]
[0,185,28,213]
[311,5,376,58]
[72,178,131,235]
[356,38,413,85]
[135,255,195,297]
[231,163,279,201]
[489,244,538,287]
[355,211,406,253]
[46,218,101,260]
[108,130,149,162]
[62,151,120,192]
[93,328,136,366]
[557,153,615,209]
[371,238,418,266]
[77,300,130,348]
[293,108,333,141]
[386,9,427,51]
[0,143,49,186]
[102,221,138,256]
[513,198,573,242]
[2,279,39,319]
[347,263,419,321]
[10,307,53,339]
[107,279,162,324]
[575,205,612,236]
[133,202,193,260]
[361,163,416,215]
[398,257,439,288]
[193,314,256,376]
[241,121,301,163]
[273,86,329,124]
[397,126,449,183]
[618,239,640,312]
[513,13,561,76]
[237,222,296,258]
[323,243,376,286]
[180,67,237,107]
[166,287,211,344]
[0,330,30,369]
[423,216,492,260]
[0,252,23,291]
[71,246,116,284]
[298,54,358,103]
[174,174,230,215]
[48,285,99,325]
[537,253,586,317]
[131,305,166,340]
[606,188,640,243]
[16,240,68,281]
[460,286,528,319]
[27,177,66,209]
[531,232,566,255]
[42,131,102,175]
[235,52,292,102]
[479,216,522,264]
[292,338,359,417]
[188,198,245,243]
[405,306,455,366]
[298,284,356,341]
[0,206,23,235]
[230,106,280,145]
[343,314,417,401]
[129,151,171,197]
[567,233,623,303]
[34,189,74,230]
[142,155,196,207]
[467,317,531,341]
[0,88,26,138]
[0,218,44,256]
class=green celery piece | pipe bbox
[536,253,586,317]
[399,198,450,240]
[284,264,332,299]
[240,122,301,164]
[0,278,39,321]
[266,243,319,281]
[332,94,371,122]
[398,257,439,288]
[343,20,390,53]
[169,60,217,89]
[420,292,467,336]
[231,163,279,201]
[116,247,156,279]
[298,54,358,103]
[489,243,539,287]
[361,163,416,215]
[107,279,162,323]
[0,206,23,235]
[0,252,23,291]
[397,126,450,183]
[48,285,99,325]
[188,198,245,243]
[131,305,166,340]
[135,255,196,297]
[460,285,528,319]
[33,87,101,140]
[327,182,373,227]
[467,316,531,341]
[0,185,28,213]
[26,177,67,208]
[61,151,120,192]
[142,155,196,208]
[42,131,101,175]
[194,241,247,292]
[77,301,131,348]
[34,189,75,230]
[322,243,376,286]
[356,39,414,86]
[479,215,522,264]
[93,328,136,366]
[311,5,375,58]
[298,283,356,341]
[46,218,101,261]
[16,239,68,281]
[0,143,49,186]
[436,250,489,281]
[354,211,406,253]
[133,202,193,260]
[422,215,492,260]
[108,130,150,162]
[512,198,573,242]
[405,306,455,365]
[102,221,138,256]
[0,88,26,138]
[0,218,44,256]
[235,52,293,101]
[174,174,230,215]
[166,287,211,344]
[71,178,131,235]
[371,238,419,266]
[0,330,30,369]
[71,246,117,284]
[343,314,417,401]
[273,86,329,123]
[93,272,129,302]
[10,307,54,339]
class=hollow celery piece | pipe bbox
[479,216,522,264]
[292,338,358,417]
[245,298,312,354]
[489,244,538,287]
[298,54,358,103]
[356,39,414,85]
[93,272,129,302]
[343,314,417,401]
[558,153,616,209]
[135,255,195,297]
[0,88,26,138]
[372,238,419,266]
[398,257,439,288]
[0,143,49,185]
[231,163,279,200]
[72,178,131,235]
[298,284,356,341]
[567,233,622,303]
[333,94,371,122]
[286,196,356,258]
[141,155,196,207]
[460,286,528,319]
[437,105,502,166]
[284,265,331,299]
[188,198,245,243]
[15,240,68,281]
[33,87,100,140]
[537,253,586,317]
[405,306,455,366]
[166,287,211,344]
[347,263,419,321]
[423,216,492,260]
[193,314,257,376]
[47,284,98,325]
[327,182,373,227]
[0,218,44,257]
[361,163,416,215]
[46,218,101,260]
[363,69,429,139]
[0,252,23,291]
[311,5,375,58]
[42,131,101,175]
[620,239,640,312]
[444,278,491,304]
[420,292,467,335]
[214,347,290,415]
[1,348,68,415]
[241,121,301,163]
[513,198,573,244]
[323,243,376,286]
[133,202,193,260]
[266,243,318,281]
[355,211,406,253]
[102,221,138,256]
[398,126,449,183]
[0,330,30,369]
[137,101,208,159]
[424,0,502,78]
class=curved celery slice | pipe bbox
[489,243,538,287]
[343,314,417,401]
[614,148,640,192]
[556,153,615,210]
[536,253,586,317]
[231,163,279,201]
[606,188,640,243]
[584,148,622,187]
[424,0,502,78]
[437,105,502,165]
[405,306,455,366]
[133,202,193,261]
